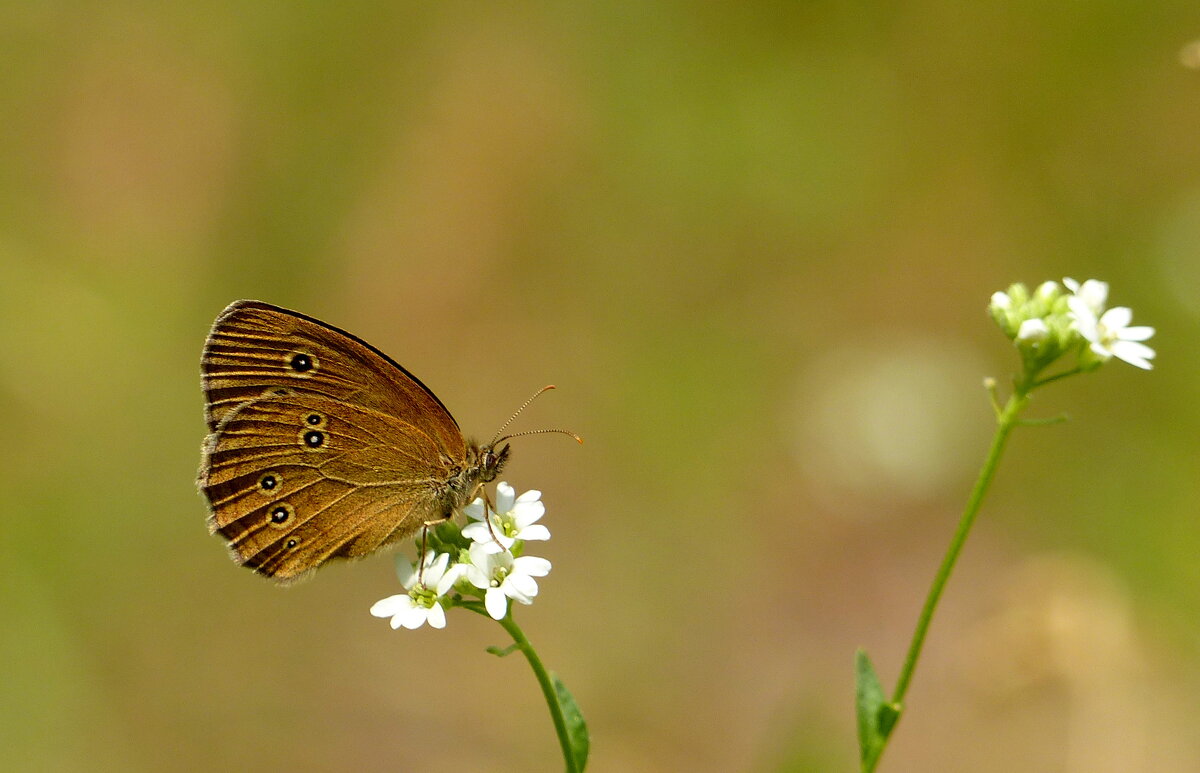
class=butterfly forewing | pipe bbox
[202,300,466,458]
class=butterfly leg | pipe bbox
[480,488,505,548]
[416,524,431,583]
[416,510,455,584]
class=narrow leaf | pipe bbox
[552,672,590,771]
[855,649,885,767]
[855,649,900,772]
[486,643,521,658]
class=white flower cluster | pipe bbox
[370,482,552,630]
[989,277,1156,371]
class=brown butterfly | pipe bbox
[198,300,574,583]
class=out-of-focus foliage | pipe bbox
[1,3,1197,771]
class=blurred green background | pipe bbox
[2,3,1198,771]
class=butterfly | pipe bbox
[197,300,573,583]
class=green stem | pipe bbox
[888,389,1030,714]
[463,603,579,773]
[1032,366,1083,389]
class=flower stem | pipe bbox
[1032,366,1083,389]
[463,603,580,773]
[886,389,1030,727]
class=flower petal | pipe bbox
[399,606,428,629]
[1116,340,1156,360]
[426,603,446,629]
[1110,340,1156,369]
[513,555,552,577]
[461,522,491,542]
[485,587,508,620]
[1077,279,1109,312]
[513,500,546,526]
[518,524,551,542]
[495,482,516,513]
[1120,325,1155,342]
[463,499,487,521]
[370,595,407,618]
[479,539,510,555]
[469,542,498,566]
[1099,306,1132,331]
[382,599,419,629]
[1067,297,1099,339]
[424,553,450,586]
[437,563,468,596]
[464,518,514,552]
[506,573,539,600]
[465,564,490,589]
[395,556,418,588]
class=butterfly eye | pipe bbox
[480,449,503,481]
[268,503,295,528]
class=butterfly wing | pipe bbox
[199,390,454,582]
[201,300,466,458]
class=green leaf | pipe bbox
[551,672,590,772]
[855,650,885,766]
[486,643,521,658]
[855,649,901,772]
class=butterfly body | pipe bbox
[198,300,507,583]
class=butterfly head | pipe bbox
[464,384,581,493]
[479,442,510,483]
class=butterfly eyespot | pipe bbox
[305,413,325,427]
[268,503,295,528]
[286,351,318,375]
[258,473,280,492]
[285,538,299,549]
[301,429,325,449]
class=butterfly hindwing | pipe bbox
[199,390,452,581]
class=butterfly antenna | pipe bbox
[489,385,559,445]
[495,428,584,445]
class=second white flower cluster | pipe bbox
[989,277,1155,371]
[370,482,552,630]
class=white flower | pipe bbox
[1064,277,1156,369]
[464,543,552,620]
[462,482,550,554]
[1072,304,1157,370]
[1063,277,1109,317]
[1017,318,1049,342]
[370,552,451,630]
